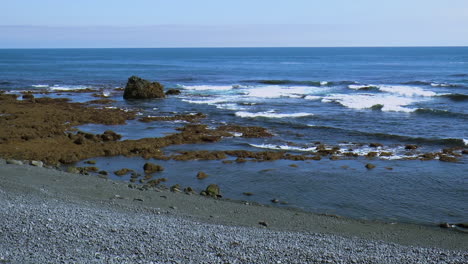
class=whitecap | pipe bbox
[236,111,313,118]
[348,84,378,90]
[378,85,436,97]
[182,98,228,105]
[32,84,49,88]
[304,95,322,100]
[320,81,328,86]
[49,85,89,91]
[180,85,234,91]
[249,143,316,152]
[247,85,325,99]
[322,93,417,112]
[464,139,468,146]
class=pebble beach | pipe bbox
[0,160,467,263]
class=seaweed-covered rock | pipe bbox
[439,155,459,163]
[114,168,133,176]
[365,163,376,169]
[196,171,208,179]
[204,184,221,197]
[143,162,164,174]
[405,144,418,150]
[165,89,181,95]
[123,76,165,99]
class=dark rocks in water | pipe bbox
[98,170,108,175]
[420,153,437,160]
[85,160,97,165]
[462,149,468,155]
[123,76,165,99]
[258,221,268,227]
[101,130,122,141]
[366,152,378,158]
[242,192,253,196]
[165,89,181,95]
[365,163,376,169]
[170,184,181,192]
[114,168,133,176]
[369,143,383,148]
[203,184,221,198]
[271,199,279,203]
[184,187,195,194]
[439,155,459,163]
[329,156,340,160]
[196,171,208,180]
[379,152,393,157]
[22,94,35,101]
[143,162,164,174]
[405,144,419,150]
[145,178,167,188]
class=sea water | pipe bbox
[1,47,467,224]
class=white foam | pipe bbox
[431,83,450,87]
[304,95,322,100]
[249,144,316,152]
[215,103,246,111]
[464,139,468,146]
[49,85,89,91]
[320,81,328,86]
[180,85,233,91]
[32,84,49,88]
[378,85,436,97]
[247,85,325,99]
[348,84,377,90]
[236,111,313,118]
[322,93,417,112]
[182,98,228,105]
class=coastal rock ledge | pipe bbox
[123,76,165,99]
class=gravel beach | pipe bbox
[0,161,467,263]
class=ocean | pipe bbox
[1,47,467,225]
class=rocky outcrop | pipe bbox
[123,76,165,99]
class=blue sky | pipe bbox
[1,0,467,48]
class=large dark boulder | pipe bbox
[123,76,165,99]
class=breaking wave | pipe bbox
[235,111,314,119]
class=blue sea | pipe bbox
[1,47,467,225]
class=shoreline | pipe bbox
[1,160,467,260]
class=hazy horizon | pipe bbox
[1,0,467,48]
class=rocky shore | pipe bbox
[0,161,467,263]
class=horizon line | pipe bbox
[1,45,468,50]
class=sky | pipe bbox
[1,0,467,48]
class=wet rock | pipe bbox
[439,155,459,163]
[123,76,165,99]
[420,153,437,160]
[85,166,99,172]
[100,130,122,141]
[170,184,181,192]
[196,171,208,180]
[184,187,195,194]
[66,166,80,174]
[379,152,393,157]
[258,221,268,227]
[366,152,378,158]
[462,149,468,155]
[242,192,253,196]
[114,168,133,176]
[6,159,23,165]
[165,89,181,95]
[145,178,167,188]
[85,160,97,165]
[369,143,383,148]
[98,170,108,175]
[30,160,43,167]
[365,163,376,169]
[222,160,233,164]
[271,199,279,204]
[329,156,340,161]
[204,184,221,197]
[405,144,418,150]
[143,162,164,174]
